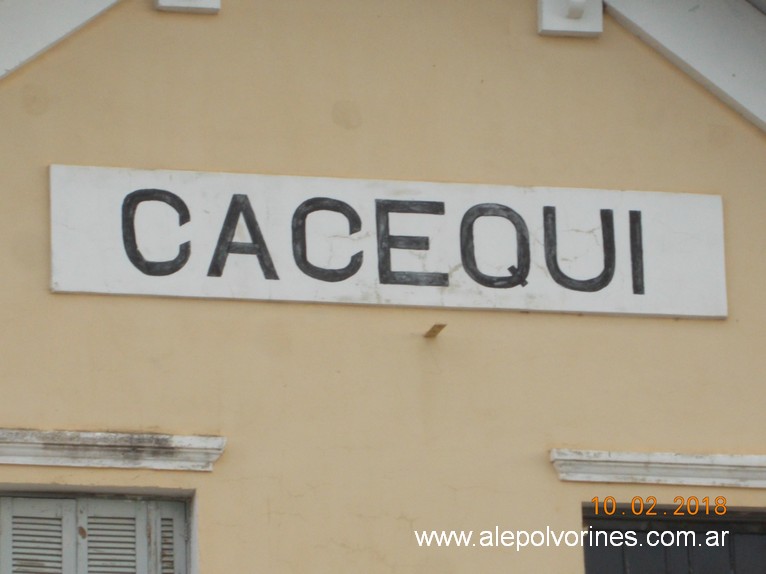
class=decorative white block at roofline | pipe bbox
[155,0,220,14]
[0,429,226,472]
[551,449,766,488]
[538,0,604,37]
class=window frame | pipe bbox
[0,492,192,574]
[582,501,766,573]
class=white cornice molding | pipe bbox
[605,0,766,134]
[0,0,121,81]
[551,449,766,488]
[0,429,226,472]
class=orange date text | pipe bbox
[590,496,728,517]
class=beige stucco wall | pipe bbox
[1,0,765,571]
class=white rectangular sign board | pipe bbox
[50,165,727,318]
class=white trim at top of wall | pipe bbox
[605,0,766,134]
[0,429,226,472]
[0,0,121,81]
[551,449,766,488]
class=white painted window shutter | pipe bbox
[156,502,187,574]
[0,497,77,574]
[77,498,148,574]
[0,497,187,574]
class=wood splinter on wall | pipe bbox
[423,324,447,338]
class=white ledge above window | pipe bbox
[551,449,766,488]
[0,429,226,472]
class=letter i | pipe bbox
[630,211,645,295]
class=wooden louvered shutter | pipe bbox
[76,499,148,574]
[0,497,77,574]
[1,497,187,574]
[76,498,187,574]
[153,501,187,574]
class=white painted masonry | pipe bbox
[551,449,766,488]
[0,0,120,80]
[605,0,766,133]
[0,429,226,471]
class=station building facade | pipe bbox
[1,1,766,572]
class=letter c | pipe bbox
[122,189,191,276]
